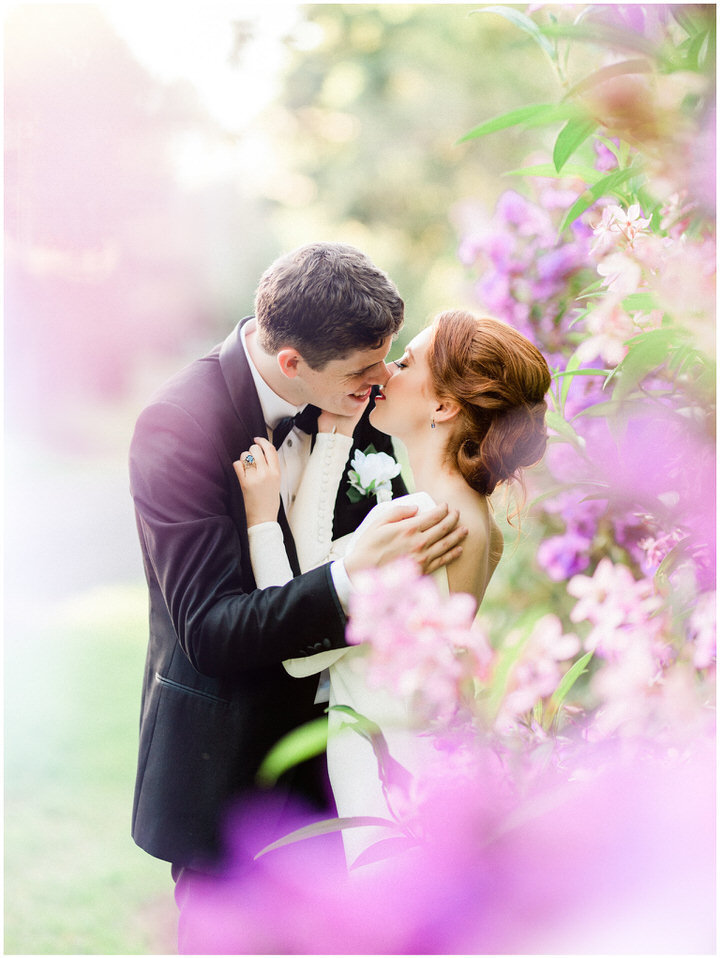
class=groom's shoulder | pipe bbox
[131,338,241,458]
[146,340,224,409]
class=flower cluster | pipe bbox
[454,2,715,768]
[568,558,668,661]
[456,178,591,363]
[347,559,489,724]
[180,741,716,955]
[494,612,580,732]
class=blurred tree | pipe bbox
[253,3,557,340]
[4,5,274,445]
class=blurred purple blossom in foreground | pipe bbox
[177,558,715,954]
[179,740,715,955]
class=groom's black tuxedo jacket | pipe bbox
[129,317,405,869]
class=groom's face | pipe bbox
[296,336,394,416]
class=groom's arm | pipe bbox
[130,399,349,679]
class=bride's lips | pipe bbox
[375,387,386,401]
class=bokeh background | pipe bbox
[4,4,555,953]
[5,3,715,955]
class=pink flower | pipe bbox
[594,250,643,295]
[638,528,684,571]
[568,559,667,660]
[575,300,635,366]
[591,203,651,257]
[348,559,490,723]
[495,615,580,728]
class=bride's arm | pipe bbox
[235,432,355,678]
[234,428,355,583]
[234,438,294,588]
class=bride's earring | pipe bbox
[430,418,436,429]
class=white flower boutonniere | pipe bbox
[347,445,401,504]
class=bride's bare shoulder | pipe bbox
[446,490,503,602]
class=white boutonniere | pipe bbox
[347,445,401,504]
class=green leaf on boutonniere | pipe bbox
[346,481,364,503]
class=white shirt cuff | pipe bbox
[329,558,353,613]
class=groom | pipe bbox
[129,243,465,877]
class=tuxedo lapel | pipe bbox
[219,316,266,444]
[219,317,301,575]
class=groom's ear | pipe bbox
[277,348,302,379]
[433,400,461,423]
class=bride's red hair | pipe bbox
[427,310,551,496]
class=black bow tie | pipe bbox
[272,404,321,449]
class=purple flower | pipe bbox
[535,244,585,282]
[537,531,592,581]
[178,742,716,955]
[594,137,620,173]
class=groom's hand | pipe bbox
[344,502,467,582]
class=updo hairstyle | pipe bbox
[426,311,551,496]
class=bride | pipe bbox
[235,309,551,865]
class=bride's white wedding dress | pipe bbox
[247,432,449,866]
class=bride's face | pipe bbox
[369,326,436,437]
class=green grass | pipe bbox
[4,583,177,955]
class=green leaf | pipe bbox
[550,651,594,710]
[545,410,586,450]
[527,480,587,510]
[556,350,580,411]
[622,292,658,313]
[505,162,600,183]
[538,21,659,58]
[457,103,580,144]
[610,328,679,401]
[485,612,540,716]
[575,277,606,300]
[544,651,594,730]
[553,116,597,172]
[256,716,328,787]
[553,357,608,411]
[254,815,398,859]
[350,835,419,869]
[571,397,650,420]
[553,366,610,381]
[559,165,644,232]
[654,536,692,589]
[473,5,556,57]
[330,705,413,791]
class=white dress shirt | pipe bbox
[240,320,353,614]
[240,320,312,510]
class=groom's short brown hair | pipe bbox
[254,243,404,369]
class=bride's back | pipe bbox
[425,473,504,606]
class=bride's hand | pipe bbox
[318,399,368,438]
[344,501,468,582]
[233,437,281,526]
